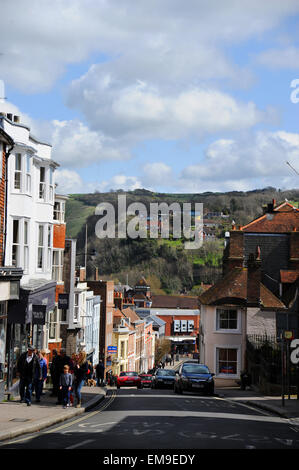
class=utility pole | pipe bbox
[85,223,87,270]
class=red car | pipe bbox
[117,371,142,389]
[139,374,153,388]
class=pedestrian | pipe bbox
[171,352,175,366]
[50,349,59,397]
[73,351,88,408]
[59,365,73,409]
[17,345,41,406]
[33,350,47,402]
[96,360,105,386]
[56,348,72,405]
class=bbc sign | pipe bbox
[173,320,194,333]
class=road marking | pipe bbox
[1,392,117,445]
[66,439,94,449]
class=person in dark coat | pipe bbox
[50,349,59,397]
[96,361,105,386]
[17,345,41,406]
[56,348,72,405]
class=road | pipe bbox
[1,386,299,451]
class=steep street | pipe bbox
[1,387,299,450]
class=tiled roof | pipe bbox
[241,202,299,233]
[122,306,141,323]
[199,267,285,310]
[280,270,299,284]
[150,294,199,309]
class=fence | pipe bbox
[246,334,298,395]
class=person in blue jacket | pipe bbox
[34,350,48,402]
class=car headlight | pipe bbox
[208,376,213,382]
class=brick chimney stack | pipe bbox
[246,247,261,307]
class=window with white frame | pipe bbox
[216,348,238,375]
[47,225,52,271]
[52,249,63,282]
[53,201,65,223]
[23,219,29,273]
[216,308,238,331]
[25,155,31,193]
[74,293,79,322]
[49,167,54,202]
[12,219,20,267]
[49,308,58,340]
[37,224,45,269]
[12,218,30,271]
[14,153,22,190]
[39,167,46,200]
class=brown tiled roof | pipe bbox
[113,308,125,318]
[122,307,141,323]
[150,295,199,309]
[199,267,285,310]
[260,284,285,310]
[241,202,299,233]
[199,268,247,305]
[280,270,299,284]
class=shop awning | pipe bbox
[8,280,56,324]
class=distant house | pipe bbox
[199,200,299,386]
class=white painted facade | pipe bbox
[1,115,58,285]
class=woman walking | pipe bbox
[73,351,88,408]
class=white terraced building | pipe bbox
[0,96,59,366]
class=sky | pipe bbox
[0,0,299,195]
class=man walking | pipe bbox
[17,345,41,406]
[96,360,105,386]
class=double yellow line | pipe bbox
[2,391,117,445]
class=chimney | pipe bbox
[7,113,13,121]
[246,248,261,307]
[94,267,99,281]
[79,266,86,282]
[114,293,123,311]
[13,115,20,123]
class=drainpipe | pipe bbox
[3,140,14,265]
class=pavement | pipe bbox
[0,384,107,442]
[1,357,299,443]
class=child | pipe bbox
[59,365,72,409]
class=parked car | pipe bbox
[174,363,215,395]
[151,369,176,389]
[116,371,142,389]
[139,374,153,388]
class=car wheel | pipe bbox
[117,385,120,389]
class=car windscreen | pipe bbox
[182,365,210,374]
[120,372,138,377]
[156,370,176,376]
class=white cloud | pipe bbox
[178,131,299,192]
[1,0,299,93]
[55,169,84,194]
[257,46,299,69]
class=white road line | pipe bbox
[66,439,94,449]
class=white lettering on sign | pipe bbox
[290,339,299,365]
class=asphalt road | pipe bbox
[2,387,299,451]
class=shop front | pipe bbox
[6,279,56,392]
[0,267,23,401]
